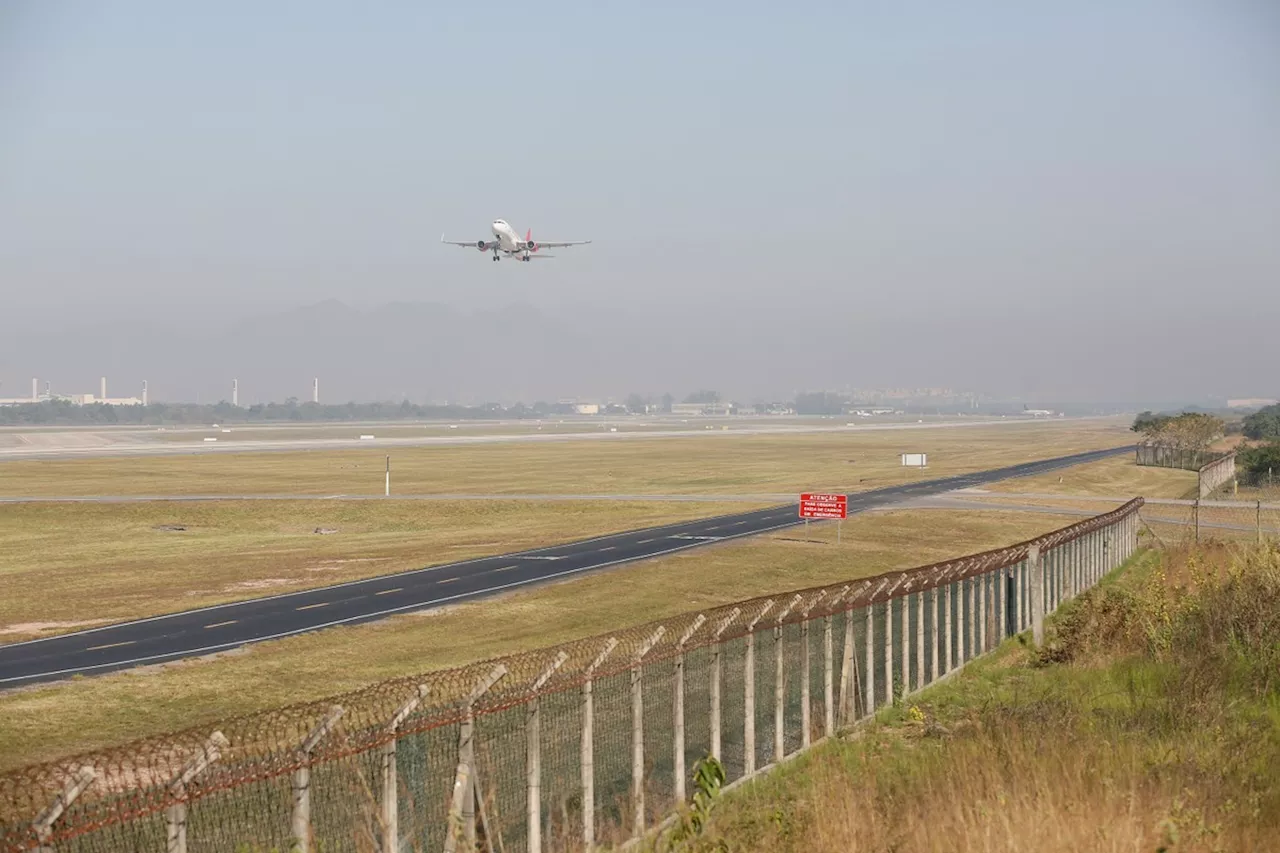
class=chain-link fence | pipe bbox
[0,500,1144,853]
[1139,495,1280,545]
[1134,443,1230,472]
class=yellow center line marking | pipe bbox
[296,602,329,611]
[375,587,403,596]
[204,620,238,629]
[86,641,135,652]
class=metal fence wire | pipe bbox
[0,500,1145,853]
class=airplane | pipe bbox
[440,219,592,262]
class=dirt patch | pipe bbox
[0,619,114,638]
[220,578,301,593]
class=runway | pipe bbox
[0,445,1129,689]
[0,415,1114,462]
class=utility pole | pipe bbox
[385,456,391,497]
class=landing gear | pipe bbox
[492,251,500,262]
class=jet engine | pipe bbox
[476,240,487,250]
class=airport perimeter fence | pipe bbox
[0,500,1144,853]
[1138,494,1280,545]
[1134,443,1237,498]
[1134,443,1230,472]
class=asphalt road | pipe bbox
[0,446,1128,688]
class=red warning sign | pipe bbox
[799,493,847,520]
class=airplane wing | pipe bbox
[529,239,591,249]
[441,234,499,250]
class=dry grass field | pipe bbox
[978,451,1198,499]
[0,419,1130,498]
[0,499,760,641]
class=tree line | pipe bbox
[1238,404,1280,486]
[1130,411,1225,451]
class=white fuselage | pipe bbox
[491,219,528,255]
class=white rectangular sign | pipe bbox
[901,453,927,467]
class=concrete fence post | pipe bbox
[773,595,802,763]
[1064,537,1075,596]
[31,766,95,853]
[166,731,229,853]
[956,576,967,665]
[1083,534,1090,591]
[709,609,740,763]
[823,589,847,737]
[899,590,911,699]
[945,576,954,672]
[884,579,904,707]
[1046,548,1056,611]
[979,572,990,654]
[865,596,875,717]
[968,574,978,660]
[1080,532,1090,591]
[862,601,875,717]
[581,638,618,852]
[291,705,344,853]
[799,591,827,746]
[915,587,925,690]
[743,601,775,776]
[1066,539,1076,601]
[837,581,870,724]
[1016,559,1025,633]
[673,615,706,803]
[631,626,667,837]
[1028,545,1044,648]
[445,664,507,853]
[994,568,1004,643]
[527,652,568,853]
[929,577,940,683]
[381,688,428,853]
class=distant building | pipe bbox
[1227,398,1278,409]
[0,393,142,407]
[671,402,731,416]
[573,403,600,415]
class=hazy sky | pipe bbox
[1,1,1278,402]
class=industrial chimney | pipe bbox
[312,377,319,404]
[233,378,239,407]
[31,377,38,402]
[100,376,107,401]
[142,380,149,406]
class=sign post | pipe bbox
[799,493,848,544]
